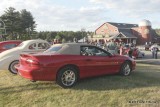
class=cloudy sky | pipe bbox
[0,0,160,31]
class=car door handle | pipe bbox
[85,59,92,61]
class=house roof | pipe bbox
[108,22,138,29]
[107,32,137,41]
[121,32,137,38]
[119,29,137,38]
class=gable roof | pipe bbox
[95,22,138,32]
[121,32,137,38]
[118,29,137,38]
[108,22,138,29]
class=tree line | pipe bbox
[155,29,160,36]
[34,31,92,43]
[0,7,92,42]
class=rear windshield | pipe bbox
[44,46,62,53]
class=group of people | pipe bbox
[89,40,160,59]
[89,40,132,56]
[89,40,144,59]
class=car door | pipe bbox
[80,46,119,77]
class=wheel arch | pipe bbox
[8,60,19,74]
[123,60,132,70]
[8,60,19,69]
[56,64,80,81]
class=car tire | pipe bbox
[119,61,131,76]
[57,66,78,88]
[9,60,19,74]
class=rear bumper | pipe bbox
[16,65,57,81]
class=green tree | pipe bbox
[0,7,36,40]
[154,29,160,36]
[0,7,21,39]
[62,38,66,43]
[20,9,36,38]
[55,34,61,40]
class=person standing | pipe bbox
[151,47,154,58]
[153,47,158,59]
[128,48,133,58]
[120,45,124,55]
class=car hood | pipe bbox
[0,47,21,59]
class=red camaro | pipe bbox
[0,40,22,53]
[16,43,136,88]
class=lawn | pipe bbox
[0,63,160,107]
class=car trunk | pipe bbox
[20,53,53,67]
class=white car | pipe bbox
[0,39,50,74]
[150,44,160,51]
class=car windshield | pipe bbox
[44,46,62,53]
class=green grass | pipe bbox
[0,63,160,107]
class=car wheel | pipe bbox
[57,66,78,88]
[9,60,19,74]
[120,61,131,76]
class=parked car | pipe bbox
[132,48,145,59]
[0,39,50,74]
[144,44,151,51]
[150,44,160,51]
[16,43,136,88]
[0,40,22,53]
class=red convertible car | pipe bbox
[16,43,136,88]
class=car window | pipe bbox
[28,43,37,50]
[44,46,62,53]
[81,46,109,56]
[3,44,17,49]
[37,43,50,49]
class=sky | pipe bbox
[0,0,160,31]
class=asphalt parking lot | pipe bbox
[135,50,160,65]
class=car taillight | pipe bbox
[26,59,39,65]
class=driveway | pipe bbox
[135,50,160,65]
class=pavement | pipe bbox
[135,50,160,65]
